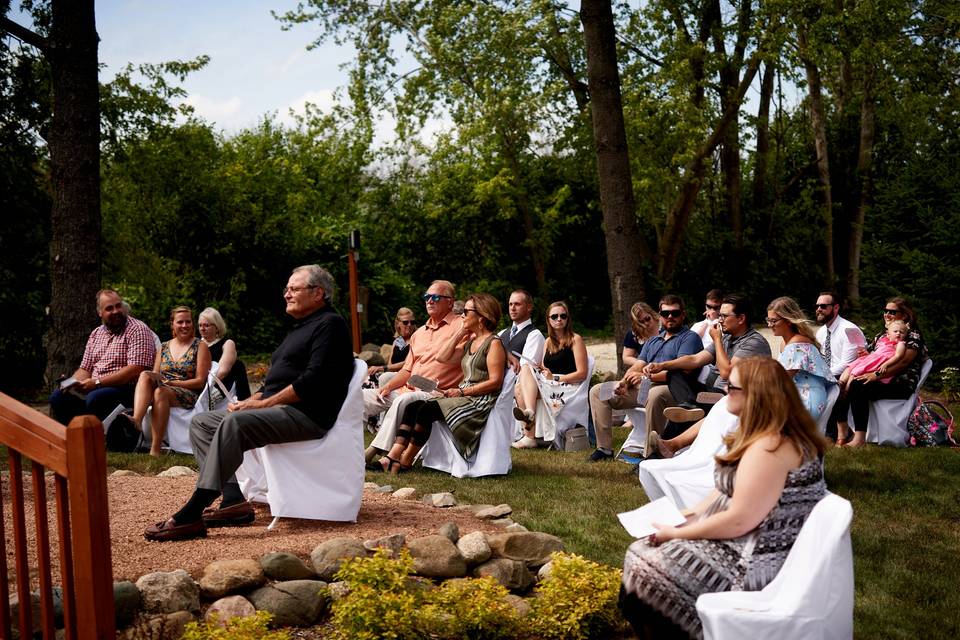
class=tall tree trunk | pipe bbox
[753,60,774,212]
[43,0,102,383]
[580,0,648,370]
[846,68,875,307]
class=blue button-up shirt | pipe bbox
[638,326,702,364]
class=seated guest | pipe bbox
[198,307,251,404]
[499,290,545,373]
[49,289,156,426]
[834,297,927,448]
[766,297,835,421]
[144,265,353,541]
[122,306,211,456]
[814,292,866,441]
[620,358,827,639]
[689,289,723,350]
[511,301,590,448]
[623,302,660,369]
[371,293,506,474]
[367,307,417,378]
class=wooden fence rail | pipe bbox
[0,392,115,640]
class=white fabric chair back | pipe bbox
[236,359,367,522]
[817,384,841,434]
[550,355,596,448]
[145,362,227,454]
[619,407,648,456]
[421,369,517,478]
[696,492,854,640]
[864,359,933,447]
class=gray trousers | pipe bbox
[190,406,327,492]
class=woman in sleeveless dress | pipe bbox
[124,306,211,456]
[511,300,590,448]
[372,293,506,474]
[620,358,828,639]
[198,307,251,405]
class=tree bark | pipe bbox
[43,0,102,383]
[753,60,774,212]
[846,68,875,307]
[580,0,648,370]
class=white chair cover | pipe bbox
[817,384,841,434]
[144,362,229,454]
[863,359,933,447]
[236,359,367,522]
[697,492,854,640]
[420,370,517,478]
[619,407,648,456]
[549,356,596,448]
[637,397,739,509]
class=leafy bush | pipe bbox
[181,611,288,640]
[529,552,626,640]
[422,577,522,640]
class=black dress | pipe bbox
[207,339,251,401]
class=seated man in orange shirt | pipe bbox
[363,279,468,462]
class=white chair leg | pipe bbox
[267,516,280,531]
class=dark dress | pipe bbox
[390,336,410,365]
[207,339,252,402]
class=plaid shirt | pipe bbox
[80,316,157,378]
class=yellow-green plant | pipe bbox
[181,611,288,640]
[941,367,960,402]
[529,552,626,640]
[422,576,523,639]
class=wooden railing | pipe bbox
[0,393,115,640]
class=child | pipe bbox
[835,319,909,444]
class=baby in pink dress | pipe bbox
[838,320,909,389]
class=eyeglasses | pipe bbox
[399,320,415,326]
[815,303,834,310]
[549,313,568,321]
[765,317,783,327]
[882,308,899,316]
[727,383,743,393]
[718,312,740,320]
[283,285,317,295]
[659,309,683,318]
[422,293,453,303]
[705,303,721,311]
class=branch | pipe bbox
[1,16,48,52]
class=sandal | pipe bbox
[365,456,397,472]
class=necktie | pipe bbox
[824,328,832,364]
[510,325,518,340]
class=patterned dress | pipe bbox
[532,345,579,442]
[778,342,836,420]
[621,455,826,639]
[159,338,201,409]
[435,335,501,458]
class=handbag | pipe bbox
[907,397,955,447]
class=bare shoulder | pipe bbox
[745,434,802,466]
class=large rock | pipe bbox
[260,552,315,580]
[136,569,200,614]
[473,558,535,592]
[310,538,368,581]
[111,469,140,477]
[456,531,492,565]
[422,492,457,507]
[204,595,256,626]
[358,350,386,367]
[438,521,459,543]
[248,580,326,627]
[393,487,418,500]
[157,465,197,478]
[199,559,266,599]
[363,533,406,556]
[114,581,142,629]
[407,535,467,578]
[487,532,564,568]
[119,611,193,640]
[505,594,532,617]
[475,504,512,519]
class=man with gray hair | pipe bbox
[145,265,354,541]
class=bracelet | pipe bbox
[459,388,465,397]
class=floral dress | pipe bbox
[778,342,835,420]
[160,338,201,409]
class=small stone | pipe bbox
[475,504,512,519]
[463,503,496,515]
[456,531,491,565]
[424,492,457,507]
[407,535,467,578]
[438,522,459,543]
[114,581,142,629]
[487,532,565,568]
[505,594,531,617]
[538,561,553,582]
[327,581,350,601]
[248,580,327,627]
[491,518,515,527]
[136,569,200,614]
[392,487,418,500]
[199,559,266,599]
[311,538,368,581]
[204,595,256,626]
[363,533,406,556]
[506,523,528,533]
[363,482,380,491]
[260,552,315,580]
[373,484,394,493]
[473,558,535,592]
[111,469,140,477]
[157,466,197,478]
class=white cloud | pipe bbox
[181,95,243,127]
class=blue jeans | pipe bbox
[49,384,135,425]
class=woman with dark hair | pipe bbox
[620,358,827,639]
[835,296,927,447]
[370,293,506,474]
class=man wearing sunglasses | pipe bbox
[363,280,468,463]
[588,295,701,462]
[814,292,865,378]
[499,290,545,374]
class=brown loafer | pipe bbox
[144,517,207,542]
[202,501,256,527]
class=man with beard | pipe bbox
[814,292,865,441]
[48,289,157,425]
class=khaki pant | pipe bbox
[589,383,676,451]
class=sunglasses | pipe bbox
[727,383,743,393]
[549,313,568,321]
[461,308,479,316]
[882,308,899,316]
[399,320,415,326]
[659,309,683,318]
[422,293,452,303]
[705,303,721,311]
[815,303,834,309]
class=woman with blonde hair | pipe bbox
[620,358,828,639]
[368,307,417,377]
[766,296,835,420]
[198,307,251,403]
[623,301,660,368]
[511,300,589,449]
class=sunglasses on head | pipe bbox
[882,308,899,316]
[705,303,721,311]
[549,313,568,321]
[422,293,452,303]
[399,320,415,326]
[659,309,683,318]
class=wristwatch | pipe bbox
[553,374,561,383]
[94,378,102,387]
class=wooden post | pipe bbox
[348,230,361,353]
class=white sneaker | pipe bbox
[511,436,538,449]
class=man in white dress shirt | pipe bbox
[499,290,545,373]
[814,292,865,440]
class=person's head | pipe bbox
[766,297,819,346]
[718,358,827,464]
[198,307,227,342]
[630,301,659,341]
[704,289,723,321]
[507,290,534,325]
[96,289,127,330]
[461,293,501,332]
[452,300,465,316]
[884,296,919,331]
[169,305,195,340]
[285,265,333,319]
[658,294,686,334]
[423,280,456,321]
[718,293,751,337]
[814,291,840,324]
[545,300,575,353]
[886,319,909,342]
[394,307,416,339]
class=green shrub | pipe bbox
[181,611,288,640]
[529,552,626,640]
[422,576,523,640]
[940,366,960,402]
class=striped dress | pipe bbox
[621,455,826,638]
[435,335,500,458]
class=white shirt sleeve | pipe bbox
[835,320,865,375]
[524,330,546,365]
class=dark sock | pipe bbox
[220,482,245,508]
[172,488,220,524]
